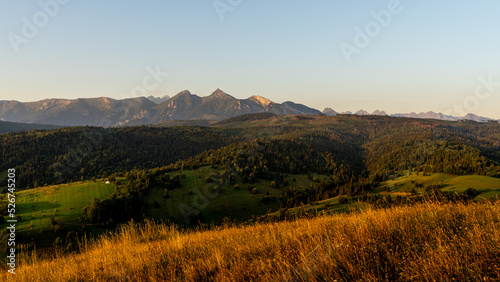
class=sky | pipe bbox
[1,0,500,119]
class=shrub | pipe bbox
[50,217,57,227]
[463,188,481,198]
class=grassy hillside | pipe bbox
[4,170,498,233]
[1,181,114,231]
[1,114,500,267]
[144,166,329,224]
[382,173,500,199]
[3,201,499,281]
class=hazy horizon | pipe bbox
[2,1,500,118]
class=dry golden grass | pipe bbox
[3,201,500,281]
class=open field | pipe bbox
[382,173,500,199]
[444,175,500,198]
[4,201,499,281]
[265,196,367,220]
[4,170,496,233]
[146,169,500,225]
[145,166,331,224]
[2,181,115,231]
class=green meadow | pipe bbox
[11,181,115,231]
[3,171,498,232]
[144,166,331,224]
[381,173,500,199]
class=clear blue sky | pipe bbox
[1,0,500,118]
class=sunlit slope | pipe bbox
[9,181,114,231]
[3,201,499,281]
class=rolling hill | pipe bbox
[1,113,500,280]
[0,120,61,133]
[2,114,500,191]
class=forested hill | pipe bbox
[0,126,244,188]
[1,114,500,189]
[0,120,61,133]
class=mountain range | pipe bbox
[0,89,320,127]
[146,94,170,104]
[0,89,497,127]
[322,108,496,123]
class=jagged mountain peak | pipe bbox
[175,90,192,97]
[322,108,337,116]
[161,90,201,104]
[372,110,387,116]
[207,88,235,100]
[146,94,171,105]
[355,109,370,116]
[7,91,497,127]
[249,95,273,107]
[462,113,492,122]
[248,95,274,107]
[160,90,201,105]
